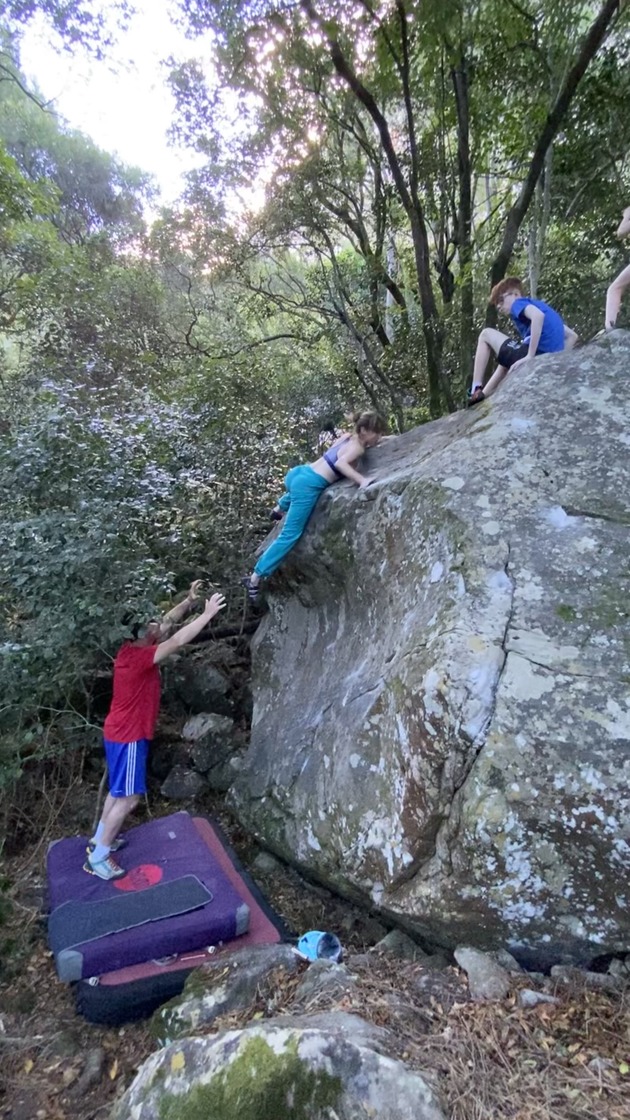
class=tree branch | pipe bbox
[301,0,415,217]
[490,0,623,287]
[0,58,53,113]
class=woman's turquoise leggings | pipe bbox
[254,465,330,579]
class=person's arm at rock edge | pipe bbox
[154,594,226,664]
[563,325,578,350]
[335,438,373,488]
[521,304,544,358]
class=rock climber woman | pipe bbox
[241,410,387,602]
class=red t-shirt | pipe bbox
[103,643,161,743]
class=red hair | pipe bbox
[489,277,524,305]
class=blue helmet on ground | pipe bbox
[297,930,343,962]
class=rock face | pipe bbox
[231,333,630,964]
[113,1017,445,1120]
[153,944,300,1042]
[164,652,232,716]
[160,765,206,800]
[183,711,245,791]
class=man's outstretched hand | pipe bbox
[187,579,204,602]
[203,593,226,620]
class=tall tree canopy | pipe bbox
[168,0,629,412]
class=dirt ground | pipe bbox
[1,769,629,1120]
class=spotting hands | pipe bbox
[202,593,226,620]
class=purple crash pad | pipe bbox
[47,811,250,982]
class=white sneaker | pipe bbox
[84,854,127,881]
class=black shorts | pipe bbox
[497,340,530,369]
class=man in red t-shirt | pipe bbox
[86,582,226,880]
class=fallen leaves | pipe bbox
[417,979,630,1120]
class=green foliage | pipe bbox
[171,0,630,406]
[0,71,153,247]
[0,144,52,226]
[0,379,178,734]
[0,364,302,782]
[1,0,132,55]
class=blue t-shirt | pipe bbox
[510,297,565,353]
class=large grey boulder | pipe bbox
[112,1016,445,1120]
[230,333,630,964]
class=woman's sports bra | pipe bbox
[322,435,351,478]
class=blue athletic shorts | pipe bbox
[104,738,150,797]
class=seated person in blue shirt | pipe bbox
[468,278,578,406]
[241,411,387,603]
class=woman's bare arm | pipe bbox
[334,436,373,487]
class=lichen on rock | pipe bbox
[112,1019,445,1120]
[157,1035,342,1120]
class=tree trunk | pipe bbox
[333,297,405,428]
[452,53,474,392]
[384,237,398,343]
[301,0,449,415]
[528,107,553,297]
[527,183,540,298]
[489,0,621,293]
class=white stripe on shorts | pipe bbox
[126,740,137,796]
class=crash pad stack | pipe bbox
[46,811,286,1024]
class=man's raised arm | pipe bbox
[159,580,204,635]
[154,594,226,664]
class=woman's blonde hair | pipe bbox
[349,410,388,436]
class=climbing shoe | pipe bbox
[86,836,127,855]
[467,387,485,407]
[240,575,260,604]
[84,854,127,881]
[270,508,284,522]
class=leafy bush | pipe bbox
[0,373,290,781]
